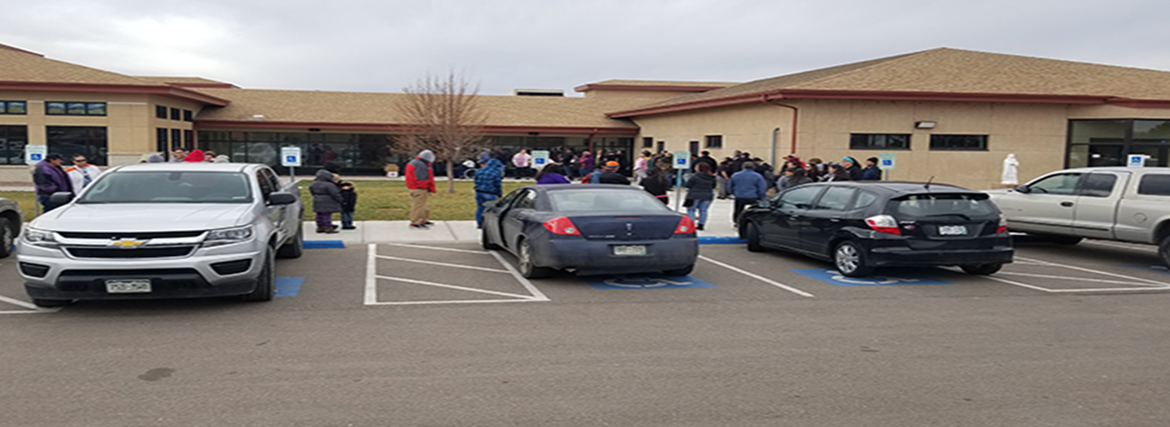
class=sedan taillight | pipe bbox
[674,216,696,234]
[865,215,901,236]
[543,217,581,236]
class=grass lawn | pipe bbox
[0,180,527,223]
[299,179,529,221]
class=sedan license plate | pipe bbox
[938,225,968,236]
[612,245,647,256]
[105,279,152,294]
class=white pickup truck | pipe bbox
[988,166,1170,265]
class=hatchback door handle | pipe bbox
[830,218,841,222]
[1060,201,1074,207]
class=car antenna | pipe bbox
[924,176,934,190]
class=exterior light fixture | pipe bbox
[915,121,937,129]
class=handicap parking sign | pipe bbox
[280,147,302,167]
[25,144,47,165]
[588,275,716,290]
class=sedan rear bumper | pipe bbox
[536,237,699,275]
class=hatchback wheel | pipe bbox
[961,263,1003,275]
[833,240,873,277]
[518,239,551,279]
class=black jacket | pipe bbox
[684,172,716,201]
[340,187,357,212]
[598,171,630,185]
[641,174,669,197]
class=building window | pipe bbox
[170,108,181,121]
[47,126,107,166]
[156,105,168,119]
[171,129,182,150]
[850,133,910,150]
[184,130,193,149]
[183,110,193,122]
[930,134,987,151]
[705,135,723,148]
[156,128,168,153]
[46,102,107,116]
[1067,119,1170,168]
[0,125,28,164]
[642,137,653,148]
[0,101,27,115]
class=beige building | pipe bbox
[3,43,1170,189]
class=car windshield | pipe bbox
[78,171,253,204]
[548,189,670,212]
[889,193,997,219]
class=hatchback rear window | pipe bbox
[889,193,997,218]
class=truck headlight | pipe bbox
[22,227,59,248]
[203,225,254,247]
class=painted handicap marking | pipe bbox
[274,277,303,297]
[588,275,717,290]
[1121,265,1170,275]
[304,240,345,249]
[791,269,951,287]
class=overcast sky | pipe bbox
[2,0,1168,96]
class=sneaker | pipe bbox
[341,226,356,230]
[323,227,340,234]
[315,227,325,233]
[423,221,435,226]
[410,224,427,230]
[697,224,705,231]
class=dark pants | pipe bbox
[733,198,758,225]
[341,211,354,228]
[475,192,497,227]
[315,212,334,229]
[37,195,59,213]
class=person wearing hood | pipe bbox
[535,163,571,184]
[145,153,165,163]
[841,157,863,181]
[473,157,505,228]
[861,157,883,181]
[183,149,206,163]
[406,149,437,229]
[309,169,343,234]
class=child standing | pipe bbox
[339,181,357,230]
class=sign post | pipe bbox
[878,152,897,181]
[26,144,47,217]
[1127,154,1149,168]
[531,150,550,171]
[281,147,302,183]
[673,151,691,211]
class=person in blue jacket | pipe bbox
[473,158,505,228]
[861,157,883,181]
[728,162,768,226]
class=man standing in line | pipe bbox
[169,148,187,162]
[64,154,102,192]
[473,158,505,228]
[728,162,767,226]
[695,150,717,172]
[405,149,436,230]
[597,161,630,185]
[33,153,73,213]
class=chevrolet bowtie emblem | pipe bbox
[110,239,146,248]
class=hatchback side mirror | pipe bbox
[756,199,771,209]
[49,192,74,206]
[268,192,297,206]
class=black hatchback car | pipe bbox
[739,181,1013,277]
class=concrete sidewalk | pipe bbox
[305,194,744,244]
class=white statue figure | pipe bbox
[1001,153,1019,185]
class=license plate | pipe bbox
[105,279,152,294]
[612,245,647,256]
[938,225,968,236]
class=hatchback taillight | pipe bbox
[674,216,696,234]
[865,215,901,236]
[996,216,1008,234]
[543,217,581,236]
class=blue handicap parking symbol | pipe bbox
[286,155,297,162]
[30,154,42,161]
[588,275,717,290]
[274,277,304,297]
[791,269,951,286]
[882,160,893,166]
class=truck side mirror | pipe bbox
[49,192,74,206]
[268,192,297,206]
[1013,186,1030,194]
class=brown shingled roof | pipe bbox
[0,44,157,86]
[135,76,237,87]
[610,48,1170,117]
[584,79,738,88]
[193,88,643,130]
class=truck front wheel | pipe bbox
[1159,235,1170,269]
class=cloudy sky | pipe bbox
[2,0,1167,95]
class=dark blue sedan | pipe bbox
[481,184,699,278]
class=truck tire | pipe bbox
[276,222,304,259]
[1159,235,1170,269]
[241,249,275,302]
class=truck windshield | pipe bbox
[77,171,253,204]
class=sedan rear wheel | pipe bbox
[961,263,1003,275]
[833,240,873,277]
[481,227,500,250]
[0,218,13,258]
[518,239,551,279]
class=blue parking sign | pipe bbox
[286,155,296,163]
[30,154,42,161]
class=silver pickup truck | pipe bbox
[17,163,304,307]
[988,166,1170,265]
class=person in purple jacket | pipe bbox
[578,150,595,179]
[535,163,571,184]
[33,153,74,212]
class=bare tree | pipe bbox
[393,71,490,193]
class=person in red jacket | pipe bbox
[405,149,437,229]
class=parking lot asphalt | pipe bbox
[3,239,1170,426]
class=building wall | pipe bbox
[631,100,1081,190]
[0,90,200,183]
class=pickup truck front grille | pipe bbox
[66,247,195,259]
[57,231,206,239]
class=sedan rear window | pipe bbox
[889,193,997,219]
[548,190,669,212]
[78,171,253,204]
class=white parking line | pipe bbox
[382,243,491,255]
[995,271,1155,286]
[364,244,378,305]
[0,294,38,310]
[375,276,539,300]
[0,294,62,314]
[698,255,815,298]
[488,250,550,302]
[1015,256,1170,287]
[375,255,510,274]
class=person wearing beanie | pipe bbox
[861,157,883,181]
[597,160,630,185]
[183,149,205,163]
[405,149,437,229]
